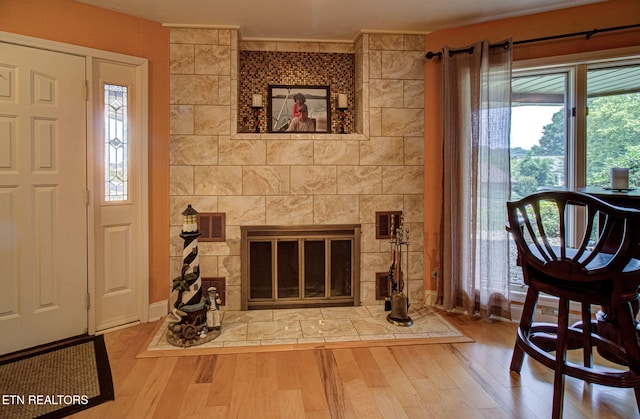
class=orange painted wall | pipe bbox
[0,0,170,304]
[423,0,640,291]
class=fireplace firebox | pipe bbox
[240,225,361,310]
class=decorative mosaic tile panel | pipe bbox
[238,51,355,134]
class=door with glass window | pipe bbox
[93,60,143,331]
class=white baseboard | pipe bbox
[424,289,438,306]
[148,300,168,322]
[511,301,582,324]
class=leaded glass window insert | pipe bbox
[104,84,128,201]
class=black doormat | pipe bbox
[0,335,114,418]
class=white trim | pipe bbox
[95,321,142,336]
[0,31,147,66]
[0,30,150,333]
[137,60,150,324]
[148,300,169,323]
[511,295,590,325]
[240,36,356,44]
[162,23,241,30]
[86,56,97,335]
[360,29,431,36]
[424,289,438,306]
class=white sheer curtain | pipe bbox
[438,40,512,319]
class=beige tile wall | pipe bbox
[169,28,425,310]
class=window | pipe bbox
[511,71,568,199]
[586,64,640,187]
[509,51,640,292]
[104,84,129,201]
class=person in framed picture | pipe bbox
[292,93,306,118]
[287,104,315,132]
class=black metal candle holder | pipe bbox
[252,105,262,133]
[338,107,347,134]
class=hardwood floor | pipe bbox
[72,312,639,418]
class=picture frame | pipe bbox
[268,85,331,133]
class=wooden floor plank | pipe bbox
[194,355,217,384]
[206,353,236,407]
[228,352,261,418]
[368,346,425,408]
[276,389,306,419]
[342,379,385,418]
[371,386,410,419]
[411,377,462,417]
[331,348,365,384]
[128,357,178,418]
[351,347,387,388]
[314,349,346,418]
[253,353,280,418]
[116,357,159,397]
[153,356,200,418]
[177,383,213,419]
[404,344,459,390]
[292,351,331,413]
[276,350,300,390]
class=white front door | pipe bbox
[0,42,88,354]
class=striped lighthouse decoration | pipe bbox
[177,204,202,307]
[167,204,222,347]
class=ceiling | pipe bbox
[77,0,607,42]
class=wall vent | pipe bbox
[198,213,226,242]
[375,211,402,240]
[376,272,390,300]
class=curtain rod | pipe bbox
[424,23,640,60]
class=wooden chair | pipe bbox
[506,190,640,418]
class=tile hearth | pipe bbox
[147,304,464,351]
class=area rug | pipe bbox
[0,335,114,419]
[139,304,473,358]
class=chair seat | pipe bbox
[529,244,640,273]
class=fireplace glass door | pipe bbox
[242,225,360,309]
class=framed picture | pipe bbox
[268,85,331,133]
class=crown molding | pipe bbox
[162,23,241,30]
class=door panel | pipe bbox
[0,42,87,354]
[93,60,141,331]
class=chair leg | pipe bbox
[510,342,525,373]
[617,301,640,369]
[552,297,570,419]
[580,303,593,369]
[511,287,539,373]
[616,301,640,415]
